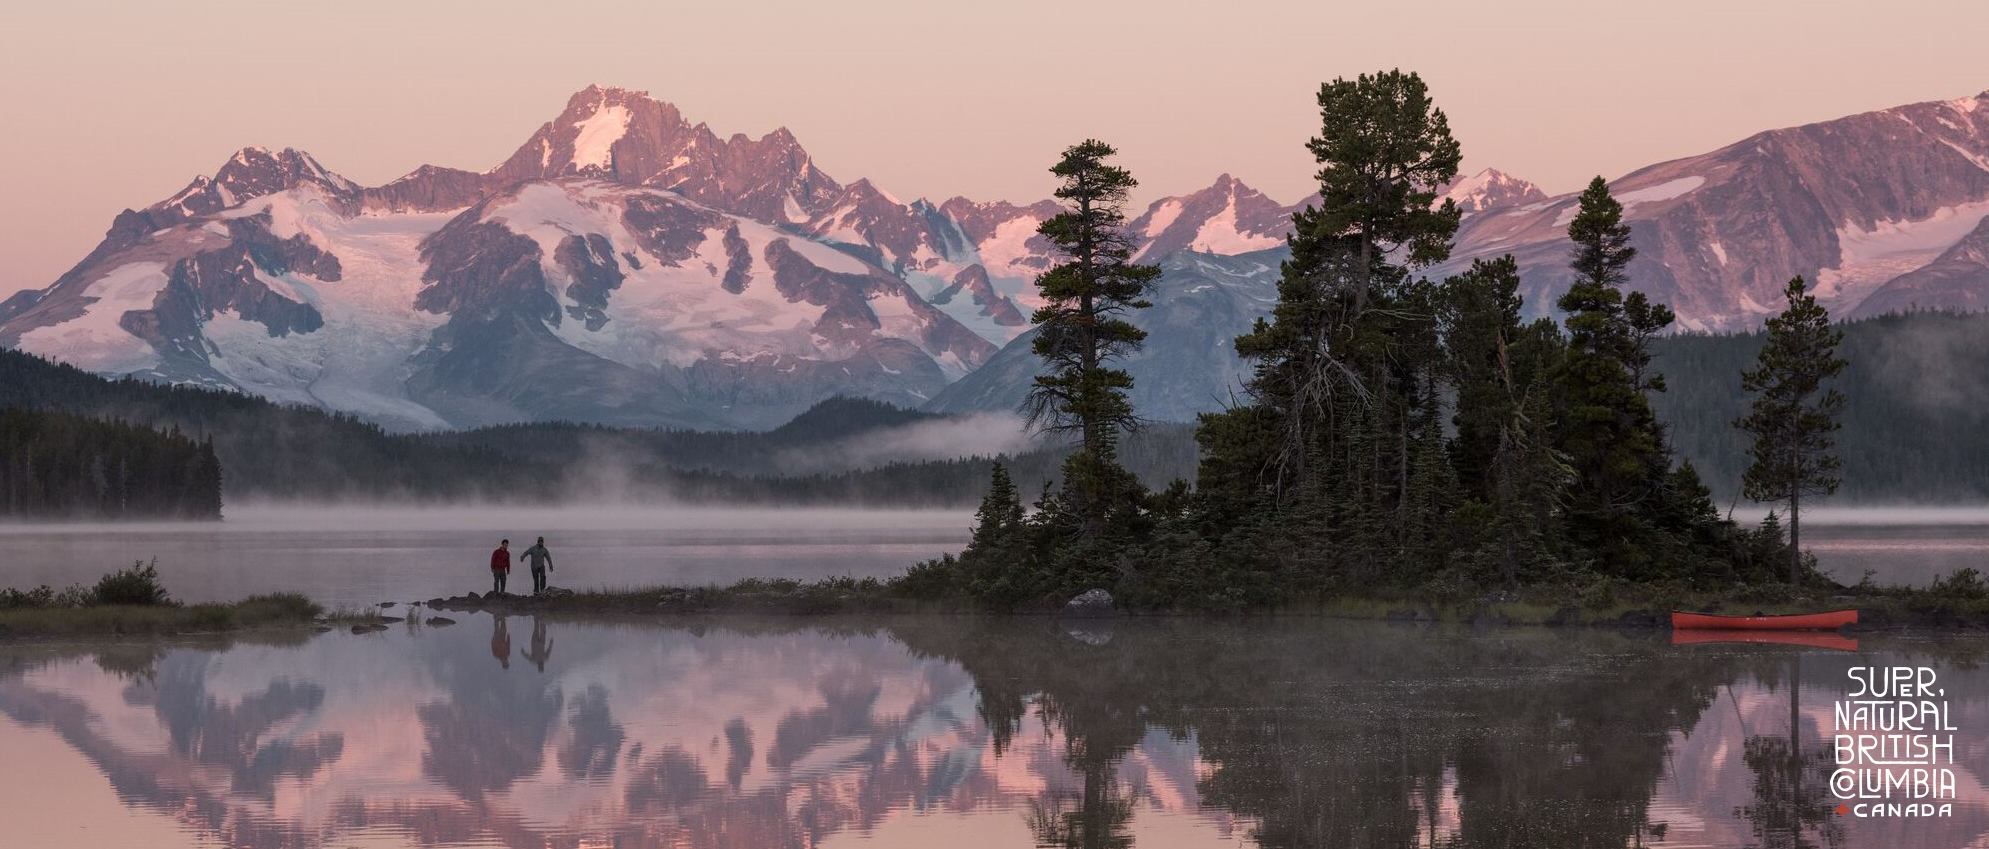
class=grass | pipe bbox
[423,568,1989,632]
[0,560,329,639]
[0,592,323,638]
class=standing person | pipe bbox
[489,539,512,595]
[522,537,554,595]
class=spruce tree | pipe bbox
[1439,256,1568,582]
[1552,176,1672,574]
[1736,276,1846,583]
[1025,140,1160,537]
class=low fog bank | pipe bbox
[765,413,1037,474]
[0,503,973,536]
[1728,506,1989,526]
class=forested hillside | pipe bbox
[0,349,1192,509]
[1655,310,1989,503]
[0,407,222,519]
[2,302,1979,514]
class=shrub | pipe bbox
[892,555,964,600]
[1930,568,1989,600]
[90,558,176,607]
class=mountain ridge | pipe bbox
[8,84,1989,431]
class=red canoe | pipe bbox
[1670,609,1858,631]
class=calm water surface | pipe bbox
[1,618,1986,848]
[0,506,972,609]
[0,508,1982,611]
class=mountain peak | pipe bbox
[145,146,355,222]
[1131,175,1290,261]
[1439,168,1545,214]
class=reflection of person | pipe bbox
[489,539,511,595]
[522,537,554,595]
[491,614,512,670]
[523,617,555,673]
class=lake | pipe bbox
[1,507,1984,611]
[2,618,1986,848]
[0,505,974,610]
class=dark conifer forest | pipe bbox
[0,406,221,518]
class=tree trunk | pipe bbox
[1788,488,1802,585]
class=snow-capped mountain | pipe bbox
[0,88,1002,430]
[1440,168,1548,214]
[11,84,1989,430]
[1439,91,1989,330]
[926,248,1282,422]
[1129,174,1293,262]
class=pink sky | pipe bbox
[2,0,1986,297]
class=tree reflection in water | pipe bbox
[0,618,1978,848]
[893,618,1740,849]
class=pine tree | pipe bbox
[1024,140,1160,536]
[1222,69,1461,496]
[1552,176,1672,574]
[1736,276,1846,583]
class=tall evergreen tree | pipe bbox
[1439,256,1569,582]
[1552,176,1673,574]
[1024,140,1160,536]
[1736,276,1847,583]
[1218,69,1462,496]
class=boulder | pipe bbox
[425,617,457,627]
[1063,588,1115,618]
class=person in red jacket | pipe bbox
[490,539,512,595]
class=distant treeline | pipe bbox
[0,407,220,519]
[0,349,1191,509]
[1,305,1980,513]
[0,349,522,502]
[1656,310,1989,503]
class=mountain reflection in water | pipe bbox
[0,618,1986,848]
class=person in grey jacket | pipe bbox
[522,537,554,595]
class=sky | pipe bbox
[2,0,1986,296]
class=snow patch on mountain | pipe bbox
[14,261,171,373]
[1142,199,1184,240]
[211,192,456,429]
[1617,176,1705,207]
[572,105,632,170]
[1815,199,1989,301]
[1189,198,1285,254]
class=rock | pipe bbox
[540,587,575,598]
[465,592,481,601]
[313,625,334,633]
[425,617,457,626]
[348,623,389,634]
[379,602,396,608]
[1063,588,1115,618]
[425,598,446,606]
[1065,626,1113,646]
[375,616,403,623]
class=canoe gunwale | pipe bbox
[1669,609,1858,631]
